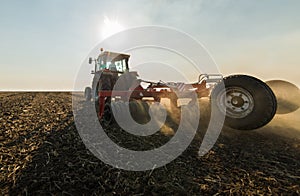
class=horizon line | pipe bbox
[0,90,84,92]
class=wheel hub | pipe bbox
[231,96,244,107]
[218,87,254,119]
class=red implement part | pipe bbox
[98,81,210,119]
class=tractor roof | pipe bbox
[98,51,130,61]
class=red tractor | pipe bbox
[84,49,277,130]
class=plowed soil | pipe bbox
[1,92,300,195]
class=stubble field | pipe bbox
[1,92,300,195]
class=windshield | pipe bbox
[96,58,127,72]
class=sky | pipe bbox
[0,0,300,90]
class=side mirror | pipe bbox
[91,70,95,74]
[88,57,93,64]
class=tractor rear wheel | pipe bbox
[211,75,277,130]
[95,75,112,115]
[97,75,112,91]
[101,101,115,127]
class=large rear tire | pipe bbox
[211,75,277,130]
[94,75,112,115]
[101,101,115,127]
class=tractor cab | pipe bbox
[89,50,130,74]
[85,50,132,102]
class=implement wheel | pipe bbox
[211,75,277,130]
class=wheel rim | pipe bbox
[217,87,254,119]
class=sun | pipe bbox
[102,16,124,39]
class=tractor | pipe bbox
[84,49,277,130]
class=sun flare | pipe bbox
[102,16,124,39]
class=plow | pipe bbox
[85,49,279,130]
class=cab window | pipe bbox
[107,59,127,72]
[96,59,106,71]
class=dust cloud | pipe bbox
[260,80,300,139]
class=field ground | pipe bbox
[1,92,300,195]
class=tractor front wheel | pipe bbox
[84,87,92,101]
